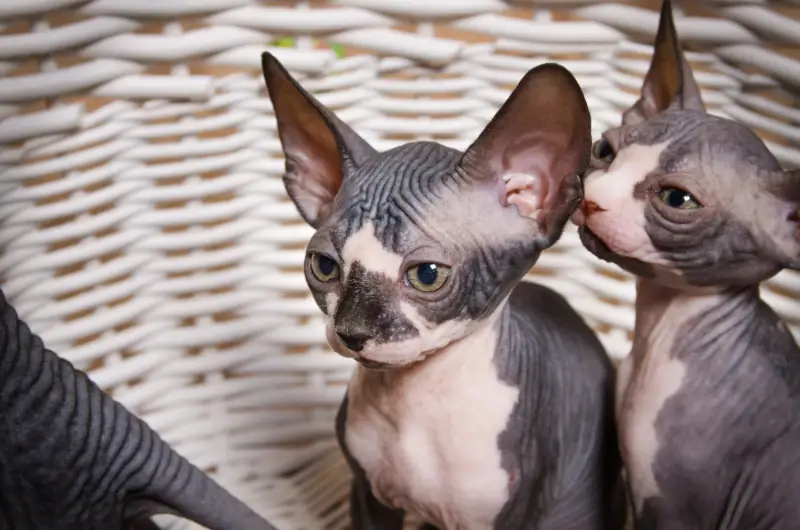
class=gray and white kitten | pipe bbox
[573,0,800,528]
[263,53,625,530]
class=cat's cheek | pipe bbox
[585,212,662,264]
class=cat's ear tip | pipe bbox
[261,51,278,65]
[523,62,578,85]
[519,62,586,105]
[261,52,288,81]
[657,0,679,40]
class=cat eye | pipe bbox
[658,187,702,210]
[405,263,451,292]
[592,138,615,164]
[309,252,340,282]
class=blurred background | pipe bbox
[0,1,798,528]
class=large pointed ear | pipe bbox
[261,52,377,228]
[459,62,591,209]
[622,0,706,126]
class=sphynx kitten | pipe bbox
[0,286,276,530]
[572,0,800,528]
[262,53,625,530]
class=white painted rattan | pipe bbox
[0,1,798,529]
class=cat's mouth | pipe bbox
[578,225,658,279]
[358,359,394,371]
[326,329,437,370]
[577,225,615,262]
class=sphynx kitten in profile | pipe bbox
[262,52,625,530]
[572,0,800,528]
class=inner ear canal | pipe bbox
[502,173,549,218]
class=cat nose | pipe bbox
[580,200,606,218]
[336,330,371,352]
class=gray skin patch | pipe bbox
[492,283,625,530]
[574,1,800,528]
[0,290,276,530]
[630,284,800,529]
[263,52,625,530]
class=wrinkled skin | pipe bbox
[572,1,800,529]
[263,52,625,530]
[0,289,276,530]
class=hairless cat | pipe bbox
[0,288,276,529]
[262,53,625,530]
[572,0,800,528]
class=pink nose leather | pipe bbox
[580,200,606,218]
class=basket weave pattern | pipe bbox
[0,1,798,528]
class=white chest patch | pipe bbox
[619,288,718,511]
[344,320,519,530]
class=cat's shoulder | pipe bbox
[507,280,607,357]
[509,281,588,332]
[509,280,573,314]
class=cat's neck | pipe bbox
[631,277,760,363]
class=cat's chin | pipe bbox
[578,226,660,279]
[354,347,437,371]
[577,226,616,263]
[325,325,444,369]
[357,359,397,371]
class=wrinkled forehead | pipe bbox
[331,142,462,246]
[309,143,461,277]
[624,109,782,180]
[311,140,536,278]
[345,141,462,199]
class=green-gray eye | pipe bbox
[658,187,701,210]
[309,253,340,282]
[406,263,450,292]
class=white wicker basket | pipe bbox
[0,1,798,529]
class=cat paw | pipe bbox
[503,173,547,220]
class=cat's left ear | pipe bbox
[623,0,705,126]
[459,62,591,207]
[262,53,376,228]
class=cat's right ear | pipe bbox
[622,0,705,126]
[262,52,377,228]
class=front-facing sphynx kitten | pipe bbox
[262,53,625,530]
[573,0,800,528]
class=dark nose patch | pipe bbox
[334,262,418,346]
[336,330,369,352]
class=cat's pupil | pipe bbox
[417,264,438,285]
[667,190,690,208]
[318,256,336,276]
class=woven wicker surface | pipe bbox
[0,1,798,529]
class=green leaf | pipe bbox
[331,43,346,58]
[273,37,295,48]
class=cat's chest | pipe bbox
[344,336,519,530]
[618,337,688,509]
[617,296,719,510]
